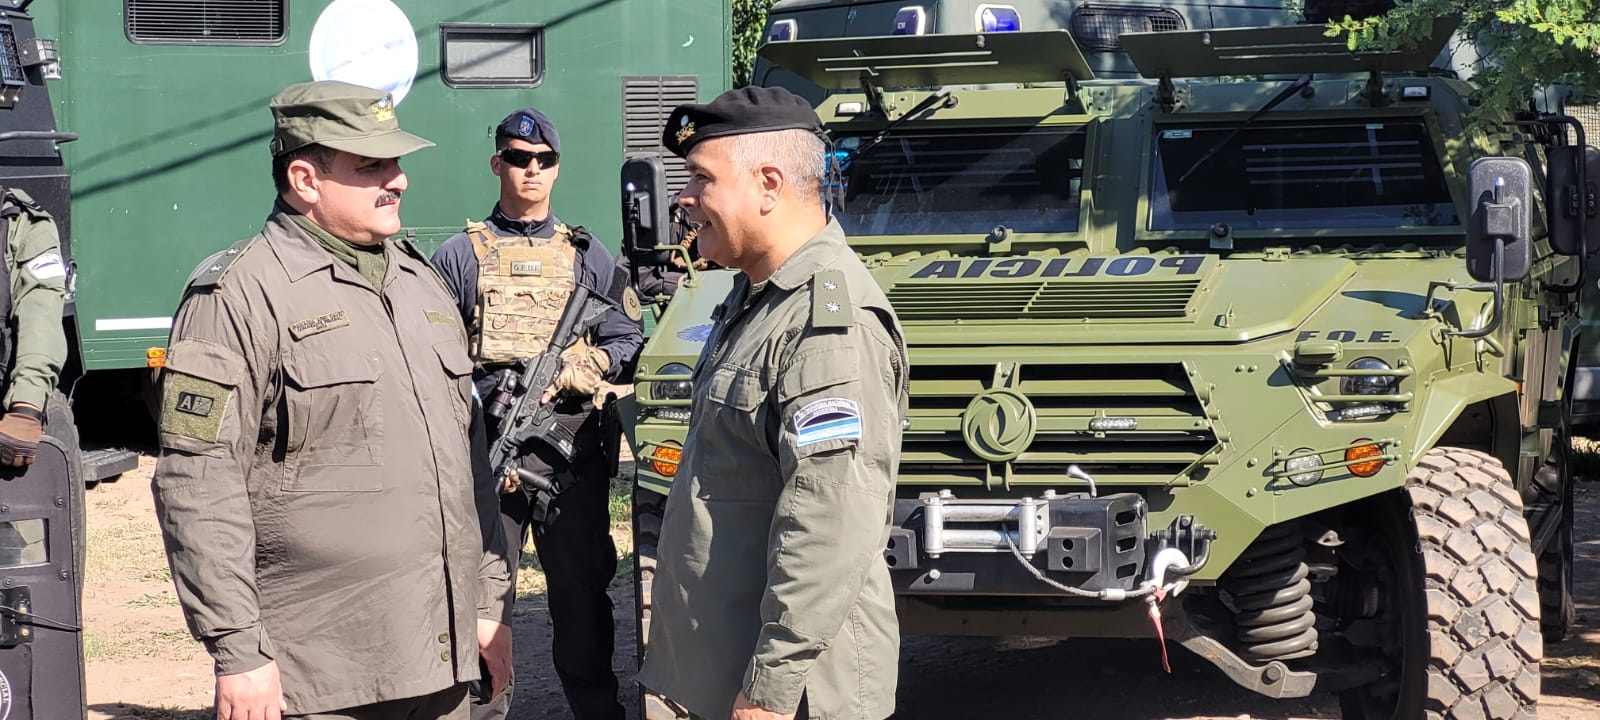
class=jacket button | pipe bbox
[440,650,452,662]
[438,633,450,644]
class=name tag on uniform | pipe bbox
[288,310,350,340]
[510,260,543,276]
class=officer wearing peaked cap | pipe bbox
[638,86,909,720]
[152,81,512,720]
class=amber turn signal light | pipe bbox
[1346,441,1385,477]
[647,441,682,478]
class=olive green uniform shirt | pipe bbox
[639,219,908,720]
[152,210,511,714]
[4,188,67,409]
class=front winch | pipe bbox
[889,489,1149,596]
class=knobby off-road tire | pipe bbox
[1342,447,1542,720]
[634,487,689,720]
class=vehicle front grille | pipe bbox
[887,278,1200,320]
[900,362,1220,486]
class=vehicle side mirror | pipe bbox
[620,154,670,261]
[1547,144,1600,256]
[1466,157,1532,283]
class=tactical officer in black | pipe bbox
[431,108,641,720]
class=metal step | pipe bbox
[83,447,139,484]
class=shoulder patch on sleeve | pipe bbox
[793,397,862,447]
[158,339,245,445]
[23,251,66,280]
[811,269,852,329]
[186,237,255,289]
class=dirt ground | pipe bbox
[82,455,1600,720]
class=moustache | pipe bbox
[375,191,402,208]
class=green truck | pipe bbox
[26,0,728,458]
[627,2,1584,717]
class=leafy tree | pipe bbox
[733,0,781,87]
[1324,1,1600,121]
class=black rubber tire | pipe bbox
[43,388,86,603]
[1340,447,1542,720]
[634,487,688,720]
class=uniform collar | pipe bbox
[264,205,414,285]
[488,204,554,238]
[766,218,847,292]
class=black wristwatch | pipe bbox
[8,403,44,423]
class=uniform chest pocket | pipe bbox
[692,365,779,501]
[705,365,765,411]
[282,349,384,491]
[433,340,474,430]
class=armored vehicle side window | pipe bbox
[834,127,1085,236]
[440,24,545,88]
[1149,120,1458,231]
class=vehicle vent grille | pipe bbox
[886,279,1200,320]
[1069,5,1186,52]
[126,0,287,45]
[900,362,1219,486]
[624,76,699,196]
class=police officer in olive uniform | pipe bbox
[638,87,908,720]
[152,81,512,720]
[0,187,68,466]
[431,108,641,720]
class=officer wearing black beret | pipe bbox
[639,86,909,720]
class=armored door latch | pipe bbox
[0,586,33,646]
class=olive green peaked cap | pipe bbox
[268,80,435,158]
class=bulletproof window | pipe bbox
[833,126,1087,236]
[623,76,700,195]
[125,0,288,46]
[440,24,544,89]
[0,518,46,568]
[1149,120,1458,231]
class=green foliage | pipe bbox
[1326,1,1600,121]
[733,0,781,87]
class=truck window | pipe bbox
[834,126,1085,236]
[1148,120,1458,231]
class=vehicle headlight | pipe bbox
[649,362,694,401]
[1341,357,1400,396]
[1284,448,1323,487]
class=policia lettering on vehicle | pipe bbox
[151,81,512,720]
[638,87,909,720]
[0,185,83,720]
[431,108,642,720]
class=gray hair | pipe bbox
[727,128,825,203]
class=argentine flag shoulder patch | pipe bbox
[793,397,862,447]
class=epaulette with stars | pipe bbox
[811,269,852,329]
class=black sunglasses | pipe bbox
[499,148,560,170]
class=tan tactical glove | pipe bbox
[554,344,611,399]
[0,404,44,467]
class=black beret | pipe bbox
[496,107,560,152]
[662,86,821,158]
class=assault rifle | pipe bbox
[485,278,616,505]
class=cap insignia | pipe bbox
[675,116,696,144]
[370,96,395,123]
[518,116,534,137]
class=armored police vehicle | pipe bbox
[624,1,1588,718]
[0,3,86,719]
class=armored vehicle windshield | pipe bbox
[834,124,1087,236]
[1149,119,1459,232]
